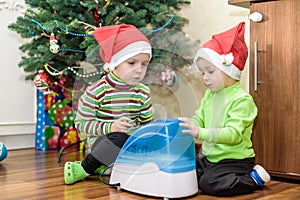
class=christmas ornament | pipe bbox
[30,19,93,37]
[44,63,104,78]
[93,6,101,26]
[93,0,110,26]
[156,68,178,87]
[0,142,8,162]
[33,70,53,94]
[49,33,60,53]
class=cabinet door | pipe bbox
[250,0,300,179]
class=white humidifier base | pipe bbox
[109,162,198,199]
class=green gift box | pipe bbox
[48,99,75,130]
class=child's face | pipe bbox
[113,53,150,86]
[196,58,228,92]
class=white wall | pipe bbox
[0,0,250,150]
[180,0,250,90]
[0,0,36,150]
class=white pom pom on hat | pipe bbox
[194,22,248,80]
[92,24,152,71]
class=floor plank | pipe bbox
[1,148,300,200]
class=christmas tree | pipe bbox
[8,0,201,150]
[8,0,195,92]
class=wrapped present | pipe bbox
[44,126,61,149]
[36,89,78,150]
[36,90,58,150]
[48,99,75,130]
[36,90,51,150]
[60,127,80,149]
[44,93,56,110]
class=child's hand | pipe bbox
[178,117,200,138]
[111,117,133,133]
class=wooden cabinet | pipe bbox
[228,0,266,8]
[230,0,300,180]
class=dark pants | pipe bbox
[197,156,259,196]
[81,132,129,174]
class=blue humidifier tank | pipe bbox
[109,119,198,199]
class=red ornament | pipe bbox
[34,70,53,94]
[93,6,101,26]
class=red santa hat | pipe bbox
[194,22,248,80]
[92,24,152,71]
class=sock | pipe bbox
[250,165,271,187]
[81,153,103,175]
[84,172,90,177]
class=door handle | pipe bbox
[254,42,258,92]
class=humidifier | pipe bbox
[109,119,198,199]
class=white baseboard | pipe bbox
[0,122,36,150]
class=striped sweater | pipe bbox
[75,72,153,149]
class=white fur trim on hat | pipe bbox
[194,48,241,80]
[103,41,152,71]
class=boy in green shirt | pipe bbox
[179,22,270,196]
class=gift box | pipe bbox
[35,89,78,150]
[36,89,56,150]
[44,126,61,149]
[48,99,75,130]
[60,127,80,149]
[44,93,56,111]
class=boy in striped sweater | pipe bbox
[64,24,154,185]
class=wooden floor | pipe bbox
[1,148,300,200]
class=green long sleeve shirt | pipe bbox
[191,82,257,163]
